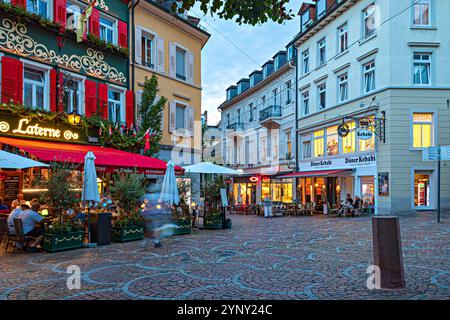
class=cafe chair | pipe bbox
[327,201,340,217]
[12,219,35,253]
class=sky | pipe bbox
[192,3,301,125]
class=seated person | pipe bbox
[18,203,44,251]
[353,196,361,209]
[345,194,354,206]
[70,207,86,223]
[0,197,9,210]
[7,203,30,234]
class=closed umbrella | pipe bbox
[0,150,49,169]
[159,160,180,206]
[81,151,101,246]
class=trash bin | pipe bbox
[90,212,112,245]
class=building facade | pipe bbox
[131,0,210,167]
[292,0,450,214]
[202,124,222,165]
[219,47,297,205]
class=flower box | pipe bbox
[112,226,144,242]
[42,231,84,252]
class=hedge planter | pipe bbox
[112,226,144,242]
[203,220,223,230]
[174,223,191,235]
[42,231,84,252]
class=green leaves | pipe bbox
[110,173,146,215]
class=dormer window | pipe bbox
[301,9,311,32]
[317,0,326,19]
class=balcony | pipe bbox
[226,122,245,132]
[259,105,282,129]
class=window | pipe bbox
[318,84,326,110]
[413,52,431,85]
[302,135,311,159]
[273,89,278,106]
[363,61,375,93]
[27,0,48,18]
[211,149,216,158]
[286,131,292,158]
[313,130,325,158]
[327,126,339,156]
[301,9,311,33]
[285,81,292,104]
[176,47,186,80]
[317,38,326,66]
[338,23,348,53]
[108,89,124,123]
[338,74,348,102]
[66,1,82,30]
[302,92,310,115]
[249,103,254,122]
[413,0,431,26]
[342,122,356,153]
[176,104,186,129]
[363,4,377,38]
[141,34,154,69]
[287,46,295,61]
[261,95,266,108]
[226,114,230,127]
[302,49,310,75]
[412,113,433,148]
[237,109,241,123]
[99,17,116,44]
[24,67,46,110]
[317,0,326,19]
[63,77,82,115]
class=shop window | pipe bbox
[24,66,47,110]
[414,171,432,208]
[327,126,339,156]
[412,113,433,148]
[313,130,325,158]
[99,16,116,44]
[27,0,49,18]
[108,88,124,123]
[271,179,293,203]
[342,122,356,153]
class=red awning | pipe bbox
[0,136,184,175]
[278,169,352,178]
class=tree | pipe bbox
[174,0,294,25]
[139,75,167,156]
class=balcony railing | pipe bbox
[259,105,282,122]
[226,122,245,131]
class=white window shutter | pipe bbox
[188,105,194,136]
[169,100,176,133]
[169,42,176,78]
[156,36,165,73]
[135,26,142,65]
[187,50,194,84]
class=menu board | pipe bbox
[3,175,20,205]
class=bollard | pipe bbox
[372,216,405,289]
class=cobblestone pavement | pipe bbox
[0,213,449,300]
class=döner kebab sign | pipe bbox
[300,154,376,171]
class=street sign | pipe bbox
[422,147,440,161]
[440,145,450,161]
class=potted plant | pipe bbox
[110,173,146,242]
[204,208,224,230]
[43,219,84,252]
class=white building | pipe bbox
[219,48,297,205]
[291,0,450,214]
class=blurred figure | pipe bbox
[11,193,25,209]
[263,196,273,219]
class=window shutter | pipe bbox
[134,26,142,65]
[89,8,100,37]
[49,69,57,112]
[84,80,97,117]
[54,0,66,27]
[118,20,128,48]
[11,0,26,8]
[156,36,165,73]
[187,51,194,84]
[188,105,194,136]
[98,83,108,120]
[1,57,23,105]
[280,133,286,159]
[155,95,165,131]
[169,101,176,133]
[125,90,134,127]
[169,42,176,78]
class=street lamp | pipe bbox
[67,111,81,125]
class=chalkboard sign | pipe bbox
[3,175,20,204]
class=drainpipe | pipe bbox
[292,47,299,173]
[130,0,141,93]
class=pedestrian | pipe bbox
[263,196,273,219]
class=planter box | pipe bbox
[43,231,84,252]
[203,221,223,230]
[174,223,191,235]
[112,226,144,242]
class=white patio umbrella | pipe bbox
[81,151,101,246]
[159,160,180,206]
[0,150,49,169]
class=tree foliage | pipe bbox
[110,173,146,214]
[139,75,168,156]
[174,0,294,25]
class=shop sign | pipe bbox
[249,176,259,183]
[299,154,376,171]
[422,147,440,161]
[356,129,373,140]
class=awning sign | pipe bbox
[299,154,376,171]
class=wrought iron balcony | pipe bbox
[226,122,245,132]
[259,105,282,129]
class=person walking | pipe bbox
[263,196,273,219]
